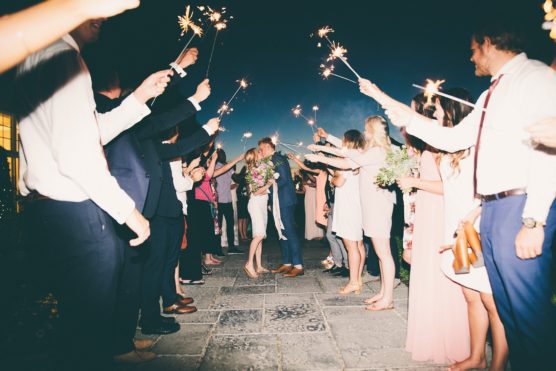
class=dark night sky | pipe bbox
[1,0,554,158]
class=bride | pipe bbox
[243,148,275,278]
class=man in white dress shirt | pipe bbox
[358,23,556,370]
[16,19,170,370]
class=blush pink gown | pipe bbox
[405,151,470,364]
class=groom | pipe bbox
[258,137,304,277]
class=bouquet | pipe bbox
[246,157,279,194]
[375,146,419,192]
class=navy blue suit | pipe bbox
[95,92,210,352]
[271,152,303,265]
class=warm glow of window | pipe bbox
[0,112,19,204]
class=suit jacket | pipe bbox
[96,92,210,216]
[271,152,297,208]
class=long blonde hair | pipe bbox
[364,115,391,151]
[244,148,258,170]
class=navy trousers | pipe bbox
[141,215,183,326]
[481,195,555,370]
[28,199,121,370]
[278,205,303,266]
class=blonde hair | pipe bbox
[245,148,258,170]
[365,115,391,152]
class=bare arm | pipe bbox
[288,153,320,174]
[307,144,346,158]
[214,154,244,177]
[305,154,356,170]
[0,0,139,73]
[205,153,218,179]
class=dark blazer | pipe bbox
[271,152,297,208]
[96,93,210,216]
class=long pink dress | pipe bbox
[405,151,470,364]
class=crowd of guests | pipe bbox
[1,2,556,370]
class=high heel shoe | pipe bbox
[463,221,484,268]
[453,231,471,274]
[339,282,361,295]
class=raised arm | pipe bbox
[288,153,320,174]
[304,153,354,170]
[214,153,245,177]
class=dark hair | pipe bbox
[217,148,227,164]
[437,88,473,129]
[258,137,276,150]
[403,93,429,153]
[343,130,366,150]
[472,22,525,54]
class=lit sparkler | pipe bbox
[218,78,250,119]
[320,64,357,84]
[241,131,253,151]
[412,80,482,111]
[175,6,204,64]
[200,6,233,78]
[292,105,317,134]
[327,42,361,79]
[542,0,556,40]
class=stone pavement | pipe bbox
[119,239,448,371]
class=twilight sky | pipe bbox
[1,0,554,159]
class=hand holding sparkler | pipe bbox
[316,127,329,139]
[205,117,221,135]
[192,79,211,104]
[134,69,173,104]
[177,47,199,69]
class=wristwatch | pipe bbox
[522,217,545,229]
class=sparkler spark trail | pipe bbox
[218,79,250,118]
[292,105,316,134]
[327,42,361,79]
[422,79,445,106]
[320,64,357,84]
[200,5,233,78]
[241,131,253,151]
[317,26,335,46]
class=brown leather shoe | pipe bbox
[271,264,293,274]
[176,296,194,306]
[133,338,154,351]
[114,350,156,364]
[283,267,304,277]
[163,303,198,314]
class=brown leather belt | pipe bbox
[27,190,50,202]
[479,188,526,202]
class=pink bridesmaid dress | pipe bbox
[405,151,470,364]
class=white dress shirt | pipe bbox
[407,53,556,222]
[17,35,151,224]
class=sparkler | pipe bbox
[201,6,232,78]
[542,0,556,40]
[327,41,361,80]
[241,131,253,151]
[412,81,482,111]
[292,105,316,134]
[320,64,357,84]
[218,78,250,119]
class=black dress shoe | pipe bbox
[141,321,180,335]
[160,316,176,324]
[227,246,244,254]
[323,265,338,273]
[214,249,226,257]
[340,267,350,277]
[328,266,343,274]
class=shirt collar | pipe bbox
[62,34,80,53]
[491,52,527,81]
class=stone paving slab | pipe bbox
[276,276,324,294]
[151,324,213,356]
[220,285,276,296]
[234,273,277,287]
[279,333,344,370]
[215,309,263,334]
[210,293,265,310]
[175,310,221,324]
[199,335,280,371]
[264,302,326,333]
[116,355,202,371]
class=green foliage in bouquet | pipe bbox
[375,146,419,189]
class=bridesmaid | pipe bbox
[310,117,396,310]
[306,130,366,294]
[434,89,508,371]
[396,100,470,363]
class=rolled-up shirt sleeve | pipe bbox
[49,66,135,224]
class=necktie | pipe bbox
[473,75,504,195]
